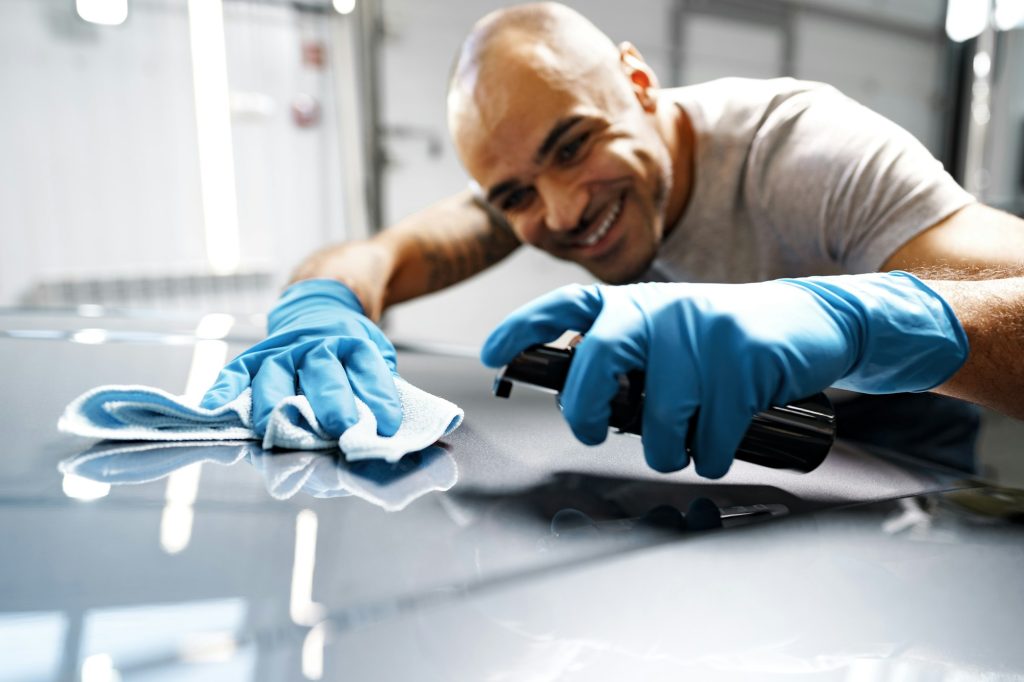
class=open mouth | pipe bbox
[572,192,625,249]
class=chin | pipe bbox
[589,245,658,284]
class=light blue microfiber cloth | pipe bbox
[58,378,463,463]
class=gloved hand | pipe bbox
[201,279,402,438]
[481,272,968,478]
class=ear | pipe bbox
[619,42,659,113]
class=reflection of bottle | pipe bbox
[494,340,837,473]
[549,499,726,539]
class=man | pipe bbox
[203,3,1024,478]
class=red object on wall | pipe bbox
[302,41,326,69]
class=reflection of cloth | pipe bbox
[58,378,463,463]
[834,392,980,474]
[249,446,458,511]
[58,440,252,483]
[59,441,458,512]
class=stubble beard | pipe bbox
[598,156,673,285]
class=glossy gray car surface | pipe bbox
[1,309,1023,681]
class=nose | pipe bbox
[535,174,588,233]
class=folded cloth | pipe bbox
[58,377,463,463]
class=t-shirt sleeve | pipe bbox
[744,84,975,274]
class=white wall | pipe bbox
[793,14,944,151]
[0,0,349,310]
[0,0,204,301]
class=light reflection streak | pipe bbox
[71,328,108,345]
[290,509,325,626]
[62,473,111,501]
[81,653,121,682]
[301,622,327,680]
[159,315,232,554]
[183,340,230,402]
[194,313,235,340]
[160,464,201,555]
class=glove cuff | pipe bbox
[269,279,366,333]
[833,271,969,393]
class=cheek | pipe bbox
[510,214,545,247]
[594,141,661,194]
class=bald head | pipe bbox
[447,4,629,139]
[449,3,618,97]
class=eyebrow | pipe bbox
[534,115,584,165]
[485,115,586,205]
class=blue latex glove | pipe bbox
[481,272,968,478]
[201,279,402,438]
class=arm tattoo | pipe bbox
[414,221,520,293]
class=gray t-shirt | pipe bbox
[640,77,974,284]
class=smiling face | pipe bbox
[448,15,683,283]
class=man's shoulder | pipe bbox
[665,77,838,129]
[665,76,833,104]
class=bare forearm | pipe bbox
[926,277,1024,419]
[289,190,519,321]
[289,238,397,322]
[383,190,520,304]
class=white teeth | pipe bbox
[581,195,622,247]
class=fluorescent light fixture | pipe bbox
[333,0,356,15]
[946,0,989,42]
[62,473,111,501]
[76,0,128,26]
[995,0,1024,29]
[188,0,241,276]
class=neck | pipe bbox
[655,90,694,237]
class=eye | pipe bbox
[501,187,535,213]
[556,132,590,164]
